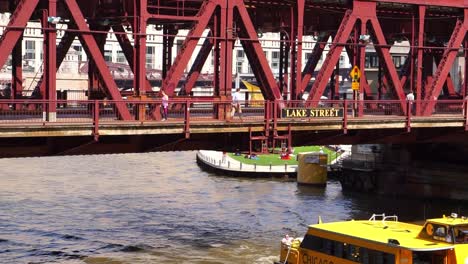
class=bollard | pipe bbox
[219,160,221,166]
[228,161,230,168]
[285,163,287,172]
[254,163,257,171]
[270,162,272,171]
[240,162,242,170]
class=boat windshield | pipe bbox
[453,225,468,244]
[419,223,468,244]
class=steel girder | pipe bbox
[415,6,426,115]
[11,34,22,99]
[133,0,148,97]
[0,0,39,77]
[0,0,465,120]
[32,28,77,100]
[112,24,153,92]
[233,0,281,100]
[305,1,428,111]
[159,0,281,101]
[305,9,356,105]
[422,10,467,115]
[64,0,131,120]
[43,1,57,120]
[182,33,213,95]
[294,0,304,100]
[300,33,330,94]
[161,0,217,95]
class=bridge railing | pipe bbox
[0,100,95,124]
[0,99,467,126]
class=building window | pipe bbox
[176,39,183,55]
[365,55,381,68]
[72,45,83,61]
[272,61,279,69]
[236,61,243,74]
[392,56,401,68]
[24,40,35,60]
[339,55,346,67]
[146,46,155,69]
[116,50,126,63]
[236,50,244,59]
[104,44,113,62]
[272,51,280,60]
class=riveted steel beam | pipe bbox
[422,9,467,115]
[182,33,213,95]
[64,0,132,120]
[162,0,218,95]
[112,24,152,92]
[233,0,281,100]
[0,0,40,72]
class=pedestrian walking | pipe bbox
[231,88,243,121]
[161,90,169,121]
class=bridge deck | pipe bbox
[0,99,466,138]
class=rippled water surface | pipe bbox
[0,151,467,264]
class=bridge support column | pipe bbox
[294,0,304,101]
[43,0,57,122]
[12,35,22,101]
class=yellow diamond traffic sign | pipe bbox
[350,65,361,82]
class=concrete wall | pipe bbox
[341,144,468,200]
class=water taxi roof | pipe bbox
[309,220,454,251]
[427,217,468,227]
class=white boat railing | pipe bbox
[369,213,398,223]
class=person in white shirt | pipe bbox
[406,91,415,114]
[231,88,243,121]
[161,90,169,121]
[406,91,414,101]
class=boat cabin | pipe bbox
[277,214,468,264]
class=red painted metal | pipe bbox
[183,34,213,95]
[367,7,406,105]
[415,6,425,115]
[12,35,22,100]
[295,0,304,100]
[0,0,465,126]
[112,24,152,92]
[36,30,77,99]
[233,0,281,100]
[162,0,217,95]
[133,0,148,97]
[64,0,131,119]
[93,100,99,140]
[0,0,39,73]
[300,33,329,94]
[44,1,57,120]
[422,10,468,115]
[219,0,233,99]
[306,10,356,105]
[368,0,466,8]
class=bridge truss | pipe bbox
[0,0,466,122]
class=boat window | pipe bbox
[419,223,453,242]
[333,241,344,258]
[301,234,395,264]
[413,251,446,264]
[454,225,468,244]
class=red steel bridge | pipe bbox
[0,0,467,155]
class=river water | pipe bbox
[0,151,467,264]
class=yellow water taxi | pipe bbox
[276,213,468,264]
